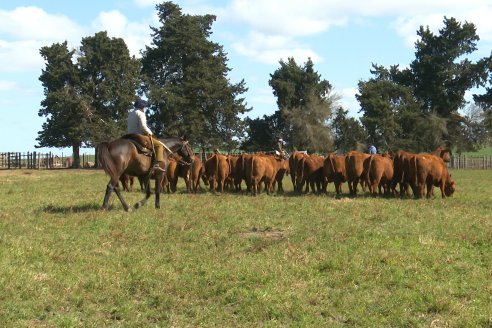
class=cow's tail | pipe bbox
[227,156,232,177]
[411,155,418,195]
[97,142,117,181]
[328,154,336,181]
[250,155,256,192]
[215,154,220,181]
[365,155,373,187]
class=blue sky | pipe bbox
[1,0,492,154]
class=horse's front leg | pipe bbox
[134,176,152,209]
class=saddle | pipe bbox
[122,134,153,155]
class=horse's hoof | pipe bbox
[124,207,133,212]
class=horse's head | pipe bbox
[176,135,194,165]
[159,135,194,165]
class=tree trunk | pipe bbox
[72,144,81,168]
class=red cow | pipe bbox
[234,153,252,192]
[345,151,370,196]
[393,147,452,198]
[296,154,324,194]
[412,154,456,198]
[323,153,347,195]
[225,155,239,190]
[364,155,394,196]
[187,155,204,193]
[249,153,285,196]
[204,153,230,193]
[289,151,306,192]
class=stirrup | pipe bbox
[152,163,165,173]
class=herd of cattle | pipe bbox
[121,147,456,199]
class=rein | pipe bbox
[158,139,194,166]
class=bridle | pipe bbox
[159,139,194,166]
[176,141,194,166]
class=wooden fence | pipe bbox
[1,151,491,170]
[449,155,492,169]
[0,152,95,169]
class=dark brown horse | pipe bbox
[98,136,194,211]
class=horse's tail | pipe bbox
[97,142,118,181]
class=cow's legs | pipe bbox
[426,182,434,199]
[352,178,359,196]
[439,181,446,198]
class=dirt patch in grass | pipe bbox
[240,227,286,240]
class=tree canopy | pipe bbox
[357,17,492,153]
[38,33,140,166]
[37,10,492,157]
[141,1,250,150]
[268,57,336,152]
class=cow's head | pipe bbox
[444,176,456,197]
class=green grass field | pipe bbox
[0,169,491,327]
[460,146,492,156]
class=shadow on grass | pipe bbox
[42,203,103,214]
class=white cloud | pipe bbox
[219,0,492,63]
[392,14,446,47]
[232,31,321,65]
[134,0,158,7]
[0,6,85,42]
[91,10,153,57]
[0,80,18,91]
[0,6,154,72]
[224,0,346,37]
[0,6,85,72]
[0,39,46,72]
[336,86,361,118]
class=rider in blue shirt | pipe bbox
[368,144,377,154]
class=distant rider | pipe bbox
[368,143,377,155]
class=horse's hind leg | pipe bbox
[113,185,131,212]
[134,176,152,209]
[102,179,131,212]
[102,182,114,210]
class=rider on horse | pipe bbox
[127,98,165,172]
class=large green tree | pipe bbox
[78,31,141,145]
[269,57,336,152]
[331,107,367,153]
[473,55,492,142]
[358,17,489,152]
[141,2,250,150]
[37,42,86,167]
[38,33,141,167]
[241,114,281,152]
[357,64,426,151]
